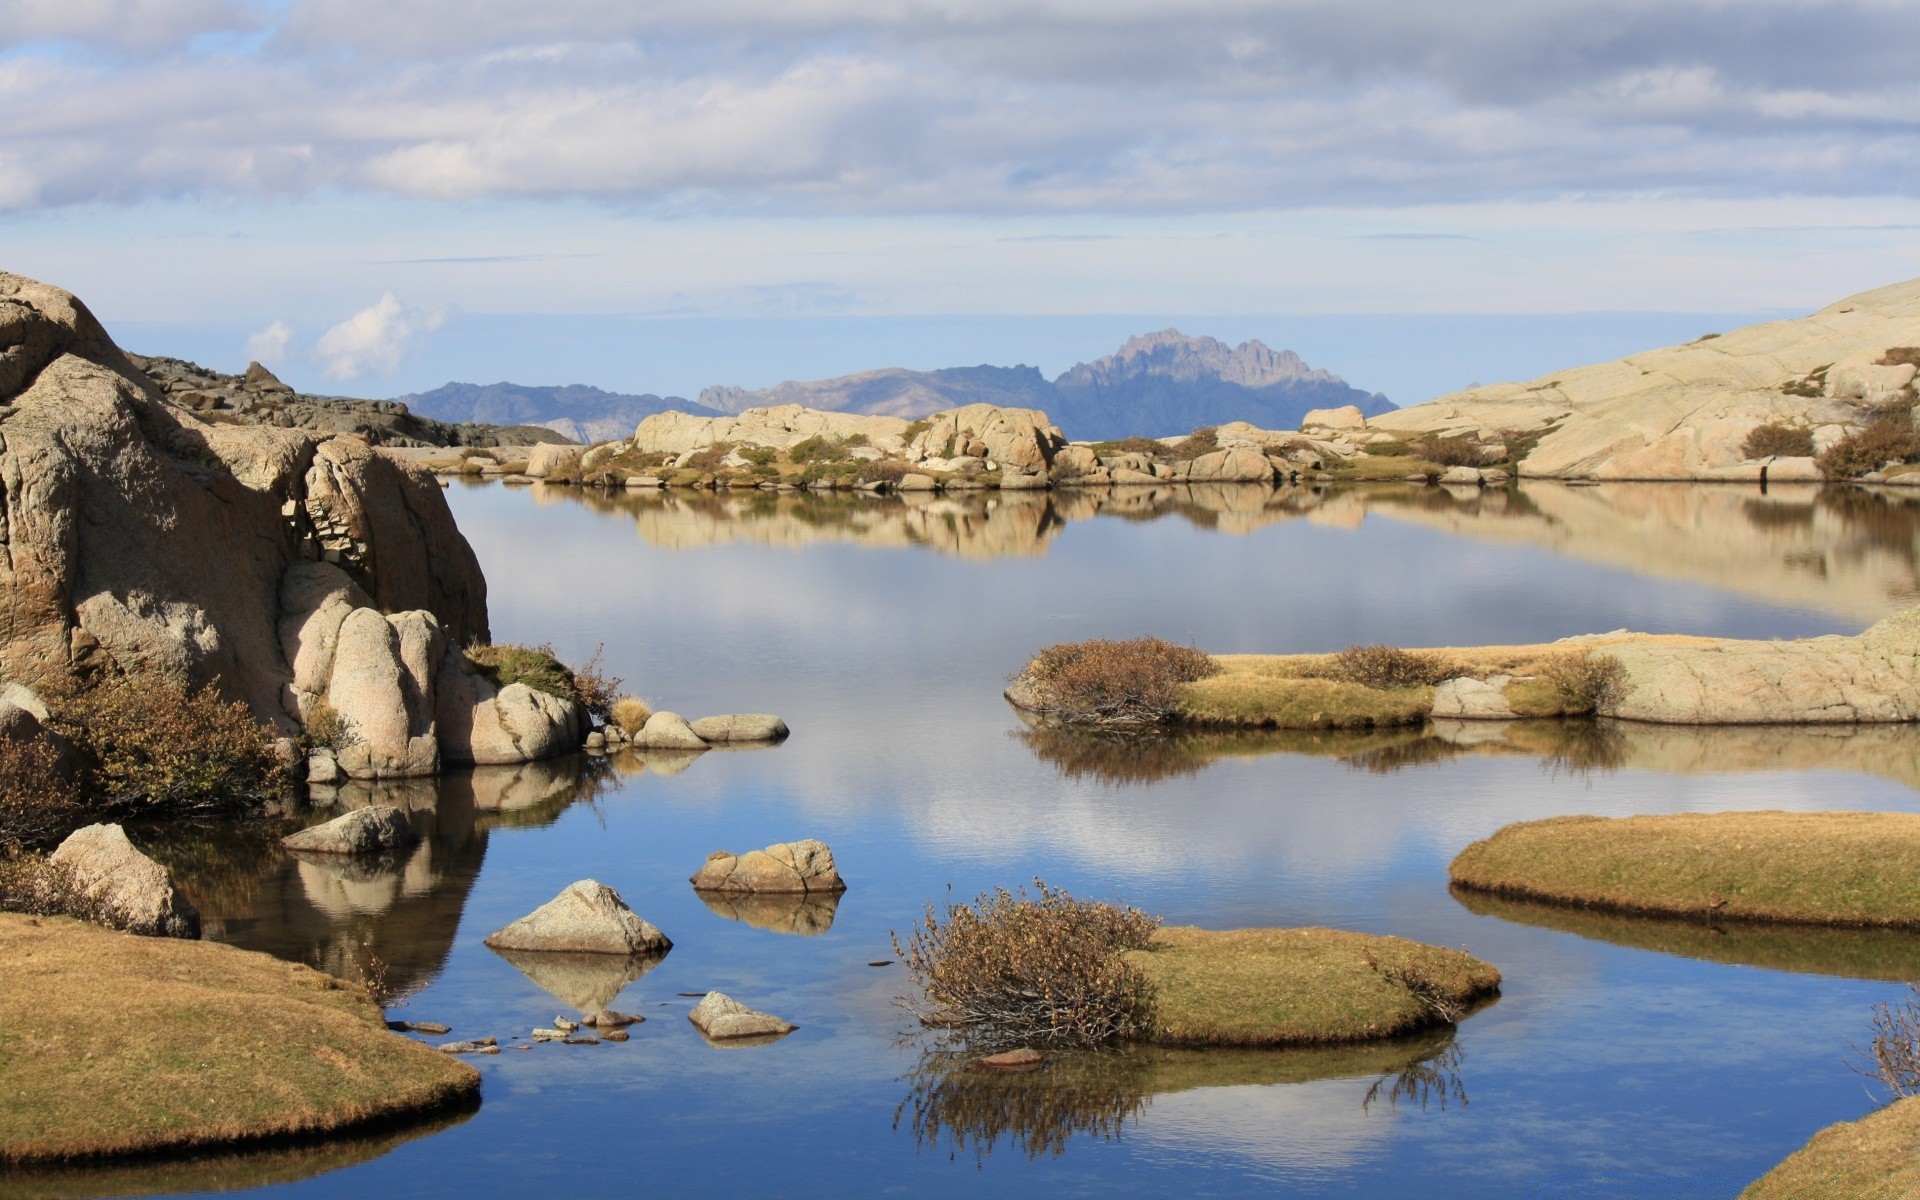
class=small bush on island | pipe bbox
[1742,422,1815,460]
[465,642,622,721]
[894,880,1160,1051]
[1016,638,1219,725]
[1301,644,1452,689]
[1537,651,1627,715]
[1089,436,1171,459]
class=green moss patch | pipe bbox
[0,915,478,1164]
[1126,926,1500,1046]
[1451,811,1920,927]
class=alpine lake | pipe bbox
[26,478,1920,1199]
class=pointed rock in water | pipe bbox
[688,991,796,1041]
[687,714,789,743]
[49,823,200,938]
[690,838,846,895]
[629,711,708,750]
[483,880,672,955]
[282,805,418,856]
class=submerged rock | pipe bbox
[282,805,418,856]
[688,991,796,1041]
[483,880,672,956]
[48,823,200,938]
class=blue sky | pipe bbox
[3,0,1917,403]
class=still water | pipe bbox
[34,480,1920,1198]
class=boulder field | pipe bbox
[0,270,582,778]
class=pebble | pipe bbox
[977,1048,1045,1071]
[603,1030,630,1043]
[581,1009,642,1028]
[553,1016,580,1032]
[563,1035,600,1046]
[388,1020,452,1035]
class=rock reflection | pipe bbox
[1020,715,1920,793]
[695,888,841,935]
[153,757,620,1000]
[896,1033,1463,1163]
[1454,889,1920,982]
[489,947,669,1011]
[0,1107,476,1198]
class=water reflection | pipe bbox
[532,479,1920,621]
[695,888,841,935]
[1019,715,1920,793]
[152,758,619,999]
[896,1033,1465,1164]
[489,947,670,1011]
[1454,889,1920,982]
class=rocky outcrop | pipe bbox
[690,839,847,894]
[633,405,913,458]
[1370,276,1920,480]
[282,806,418,856]
[629,711,707,750]
[906,404,1064,474]
[483,880,672,955]
[48,823,199,937]
[687,991,795,1040]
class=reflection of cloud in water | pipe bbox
[696,888,840,935]
[490,947,670,1013]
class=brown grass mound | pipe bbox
[1450,811,1920,927]
[1126,926,1500,1046]
[1015,638,1218,726]
[1740,1094,1920,1199]
[0,915,478,1164]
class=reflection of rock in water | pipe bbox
[164,757,617,1001]
[490,947,668,1012]
[696,888,840,935]
[1019,710,1920,794]
[897,1032,1462,1163]
[1454,887,1920,982]
[0,1105,476,1198]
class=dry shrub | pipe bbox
[1017,638,1218,725]
[1743,423,1815,460]
[301,699,354,751]
[466,642,622,720]
[1090,436,1169,459]
[0,854,105,920]
[787,436,849,465]
[1818,413,1920,479]
[610,696,653,736]
[49,674,284,818]
[859,459,912,486]
[894,880,1160,1051]
[1853,983,1920,1099]
[1413,436,1486,467]
[1880,348,1920,370]
[568,645,623,722]
[0,738,89,851]
[1171,427,1219,461]
[1538,652,1627,714]
[1302,644,1452,689]
[682,441,736,472]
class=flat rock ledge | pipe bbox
[690,839,847,894]
[282,805,418,856]
[688,991,795,1041]
[688,714,790,743]
[483,880,673,955]
[48,824,199,939]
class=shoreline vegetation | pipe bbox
[0,914,478,1165]
[1449,812,1920,929]
[1740,1096,1920,1199]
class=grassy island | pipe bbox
[0,915,479,1165]
[1127,926,1501,1046]
[1450,812,1920,927]
[1741,1095,1920,1199]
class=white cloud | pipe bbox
[242,318,292,364]
[314,294,442,380]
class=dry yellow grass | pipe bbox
[1125,926,1500,1046]
[1741,1095,1920,1199]
[1177,674,1432,729]
[1451,812,1920,926]
[0,914,479,1164]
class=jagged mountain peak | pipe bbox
[1059,329,1339,391]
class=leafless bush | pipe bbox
[0,738,89,851]
[1016,638,1218,726]
[1742,423,1815,460]
[1413,436,1486,468]
[301,699,354,752]
[1362,1042,1468,1114]
[1852,983,1920,1099]
[1302,645,1452,689]
[1539,652,1628,714]
[568,645,623,722]
[0,854,108,922]
[1364,948,1465,1023]
[893,880,1160,1051]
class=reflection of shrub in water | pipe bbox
[1533,720,1628,778]
[1362,1042,1467,1113]
[1018,723,1470,785]
[1853,983,1920,1099]
[896,1050,1147,1162]
[1014,727,1216,786]
[1343,735,1468,775]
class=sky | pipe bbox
[4,0,1918,403]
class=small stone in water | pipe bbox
[977,1048,1044,1071]
[603,1029,630,1042]
[553,1016,580,1032]
[531,1028,565,1042]
[389,1020,453,1035]
[867,961,893,968]
[563,1035,600,1045]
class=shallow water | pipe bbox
[45,480,1920,1199]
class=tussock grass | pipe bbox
[1127,926,1499,1046]
[1740,1093,1920,1199]
[1177,674,1431,729]
[0,914,477,1164]
[1451,812,1920,926]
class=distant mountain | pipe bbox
[398,331,1391,444]
[1050,331,1393,439]
[396,382,697,444]
[698,331,1390,440]
[699,364,1059,419]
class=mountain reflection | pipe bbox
[537,478,1920,619]
[150,757,618,997]
[896,1033,1465,1163]
[1018,715,1920,793]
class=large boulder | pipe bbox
[524,443,582,479]
[435,655,585,766]
[1184,448,1278,484]
[0,271,488,731]
[687,991,795,1040]
[690,839,847,894]
[630,711,708,750]
[906,404,1065,473]
[483,880,672,955]
[687,714,789,743]
[282,805,418,856]
[48,823,199,938]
